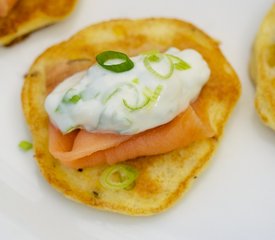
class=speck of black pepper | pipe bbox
[77,168,83,172]
[194,176,197,179]
[92,191,99,198]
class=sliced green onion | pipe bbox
[148,54,161,62]
[103,83,139,105]
[99,164,139,190]
[123,95,150,111]
[144,53,174,79]
[69,95,81,104]
[55,105,62,113]
[65,126,76,133]
[125,118,132,125]
[63,89,81,104]
[131,78,140,84]
[166,54,191,70]
[151,85,163,102]
[96,51,134,73]
[103,88,120,104]
[143,86,154,97]
[18,140,32,151]
[143,85,163,103]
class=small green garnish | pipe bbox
[143,52,190,79]
[148,54,161,62]
[143,84,163,103]
[69,95,81,104]
[143,86,154,97]
[18,141,32,151]
[103,83,139,106]
[166,54,191,70]
[144,53,174,79]
[131,78,140,84]
[55,105,62,113]
[151,85,163,102]
[96,51,134,73]
[103,88,120,104]
[65,126,76,133]
[62,89,81,104]
[174,61,190,70]
[99,164,139,190]
[123,84,163,112]
[122,96,151,111]
[103,83,138,104]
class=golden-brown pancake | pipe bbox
[0,0,78,46]
[250,4,275,131]
[22,18,241,215]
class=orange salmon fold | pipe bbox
[49,103,215,169]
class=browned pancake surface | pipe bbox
[22,18,241,215]
[0,0,78,45]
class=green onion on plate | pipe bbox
[18,140,33,151]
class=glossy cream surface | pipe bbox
[45,48,210,134]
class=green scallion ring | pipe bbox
[122,96,151,111]
[144,53,174,79]
[96,51,134,73]
[166,54,191,70]
[99,164,139,190]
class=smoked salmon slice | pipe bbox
[46,60,215,169]
[49,104,215,169]
[0,0,17,17]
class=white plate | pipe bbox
[0,0,275,239]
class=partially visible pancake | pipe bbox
[22,18,241,216]
[0,0,18,17]
[0,0,78,46]
[250,4,275,130]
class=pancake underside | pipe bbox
[250,4,275,130]
[22,18,240,215]
[0,0,78,45]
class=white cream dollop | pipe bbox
[45,48,210,134]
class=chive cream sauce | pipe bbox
[45,48,210,134]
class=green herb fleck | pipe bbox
[174,61,191,70]
[55,105,62,113]
[166,54,191,70]
[103,88,120,104]
[131,78,140,84]
[122,96,150,111]
[18,141,33,151]
[144,54,174,79]
[69,95,81,104]
[151,85,163,102]
[148,54,161,62]
[62,89,81,104]
[65,126,76,133]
